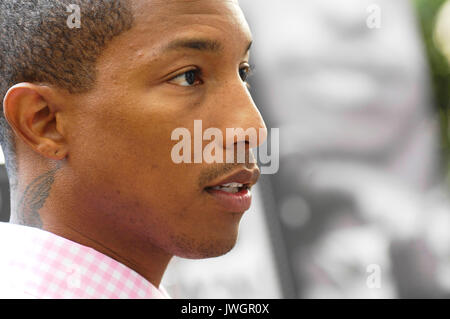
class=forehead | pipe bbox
[129,0,251,43]
[132,0,241,15]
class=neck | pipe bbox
[9,164,172,288]
[9,163,63,229]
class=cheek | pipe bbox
[68,108,202,213]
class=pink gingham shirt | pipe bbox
[0,222,170,299]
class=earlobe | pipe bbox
[3,83,68,160]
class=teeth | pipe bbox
[221,183,243,188]
[210,182,245,194]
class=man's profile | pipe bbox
[0,0,266,298]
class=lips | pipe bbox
[204,168,260,212]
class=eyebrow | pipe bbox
[162,38,253,55]
[246,41,253,53]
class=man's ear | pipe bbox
[2,83,68,160]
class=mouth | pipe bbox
[204,168,260,212]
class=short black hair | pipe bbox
[0,0,134,188]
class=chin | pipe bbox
[170,230,239,259]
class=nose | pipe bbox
[221,81,268,150]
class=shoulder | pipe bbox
[0,222,48,298]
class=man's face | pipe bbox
[59,0,266,258]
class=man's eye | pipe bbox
[239,65,253,82]
[169,69,202,87]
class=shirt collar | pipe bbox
[0,222,170,299]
